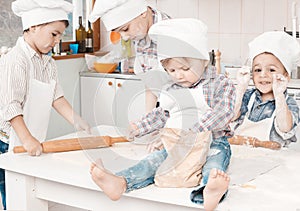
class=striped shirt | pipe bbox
[234,88,299,146]
[0,37,63,143]
[134,7,170,73]
[134,66,236,139]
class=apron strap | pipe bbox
[246,91,289,119]
[245,92,256,118]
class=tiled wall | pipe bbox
[0,0,22,48]
[2,0,299,65]
[101,0,300,66]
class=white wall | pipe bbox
[100,0,300,66]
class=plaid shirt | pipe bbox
[134,7,170,73]
[234,88,300,146]
[134,66,236,139]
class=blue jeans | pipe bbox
[0,140,8,210]
[190,136,231,204]
[116,149,168,192]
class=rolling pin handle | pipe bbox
[13,146,27,153]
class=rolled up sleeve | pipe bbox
[274,98,299,140]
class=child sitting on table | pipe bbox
[232,31,300,146]
[90,18,236,211]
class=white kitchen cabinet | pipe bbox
[80,75,146,128]
[47,58,86,139]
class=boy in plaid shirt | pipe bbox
[89,0,170,112]
[90,19,235,211]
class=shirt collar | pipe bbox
[24,41,52,65]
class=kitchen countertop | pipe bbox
[80,71,140,80]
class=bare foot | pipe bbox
[203,168,230,211]
[90,159,127,201]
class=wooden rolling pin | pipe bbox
[228,135,281,150]
[13,136,129,153]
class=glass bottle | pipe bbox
[85,21,94,53]
[76,16,86,53]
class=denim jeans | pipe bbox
[0,140,8,210]
[116,149,168,192]
[116,136,231,198]
[190,136,231,204]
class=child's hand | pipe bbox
[147,138,164,153]
[74,117,91,134]
[272,74,288,97]
[236,66,251,91]
[22,136,43,156]
[128,122,140,141]
[146,131,163,153]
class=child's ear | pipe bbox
[141,11,147,18]
[286,73,291,81]
[283,70,290,79]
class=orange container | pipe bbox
[94,62,117,73]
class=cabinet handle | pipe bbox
[117,83,122,87]
[108,81,113,86]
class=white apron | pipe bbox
[159,85,211,129]
[155,84,212,187]
[234,93,275,140]
[8,37,55,151]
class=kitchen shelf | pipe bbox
[52,51,108,60]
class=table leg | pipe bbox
[6,171,48,211]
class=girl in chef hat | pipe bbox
[89,0,171,113]
[0,0,90,208]
[90,18,235,211]
[232,31,300,147]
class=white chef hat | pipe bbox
[12,0,73,30]
[89,0,147,31]
[249,31,300,75]
[148,18,209,61]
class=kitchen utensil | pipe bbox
[94,62,117,73]
[13,136,129,153]
[110,31,121,44]
[215,50,221,74]
[228,135,281,150]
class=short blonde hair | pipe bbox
[161,57,208,71]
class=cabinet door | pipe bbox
[115,79,146,128]
[47,58,85,139]
[80,77,115,127]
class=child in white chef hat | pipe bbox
[90,18,235,211]
[232,31,300,147]
[0,0,90,208]
[89,0,171,112]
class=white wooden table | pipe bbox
[1,126,300,211]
